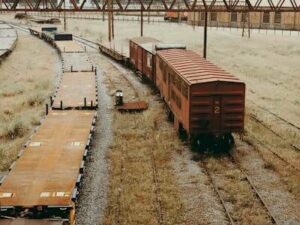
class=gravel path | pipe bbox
[75,50,113,225]
[172,151,230,225]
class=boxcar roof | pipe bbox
[130,37,161,54]
[157,49,243,85]
[130,36,160,45]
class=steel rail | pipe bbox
[250,101,300,131]
[228,153,280,225]
[249,114,300,167]
[246,133,300,172]
[200,159,236,225]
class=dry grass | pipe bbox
[103,108,185,225]
[206,157,274,225]
[99,54,185,225]
[0,35,56,171]
[244,111,300,198]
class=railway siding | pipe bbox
[0,22,17,62]
[0,24,99,225]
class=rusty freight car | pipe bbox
[129,37,186,82]
[129,37,160,81]
[156,49,245,150]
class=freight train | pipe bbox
[0,26,97,225]
[128,37,245,150]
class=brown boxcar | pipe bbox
[156,49,245,149]
[129,37,160,81]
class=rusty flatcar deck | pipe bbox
[99,41,129,62]
[0,219,64,225]
[28,27,41,37]
[55,41,84,53]
[0,111,95,208]
[116,101,148,112]
[62,53,93,72]
[52,72,97,109]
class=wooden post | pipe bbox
[248,12,251,38]
[112,7,114,39]
[203,11,208,59]
[63,0,66,31]
[108,0,112,42]
[141,8,143,37]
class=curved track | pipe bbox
[0,23,98,225]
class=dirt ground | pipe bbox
[0,27,60,171]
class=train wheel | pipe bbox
[190,135,209,152]
[222,133,235,151]
[166,107,174,122]
[179,123,187,141]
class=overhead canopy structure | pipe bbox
[0,0,299,12]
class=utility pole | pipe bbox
[140,8,143,36]
[203,11,208,58]
[248,11,251,38]
[63,0,66,31]
[108,0,112,42]
[112,6,114,40]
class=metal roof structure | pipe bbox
[0,0,299,12]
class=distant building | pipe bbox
[188,10,300,30]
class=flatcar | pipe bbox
[129,37,245,150]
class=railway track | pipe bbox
[250,100,300,131]
[0,22,98,225]
[73,35,140,98]
[73,32,284,225]
[248,114,300,171]
[200,152,279,225]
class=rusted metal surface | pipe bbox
[0,111,95,208]
[0,1,299,12]
[29,27,42,37]
[62,53,93,72]
[155,49,245,135]
[52,72,97,109]
[157,49,241,84]
[0,24,17,60]
[116,101,148,112]
[129,37,160,80]
[55,41,84,53]
[99,41,129,62]
[0,219,64,225]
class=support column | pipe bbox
[203,11,208,59]
[112,8,114,39]
[108,0,112,42]
[63,0,66,31]
[140,8,143,37]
